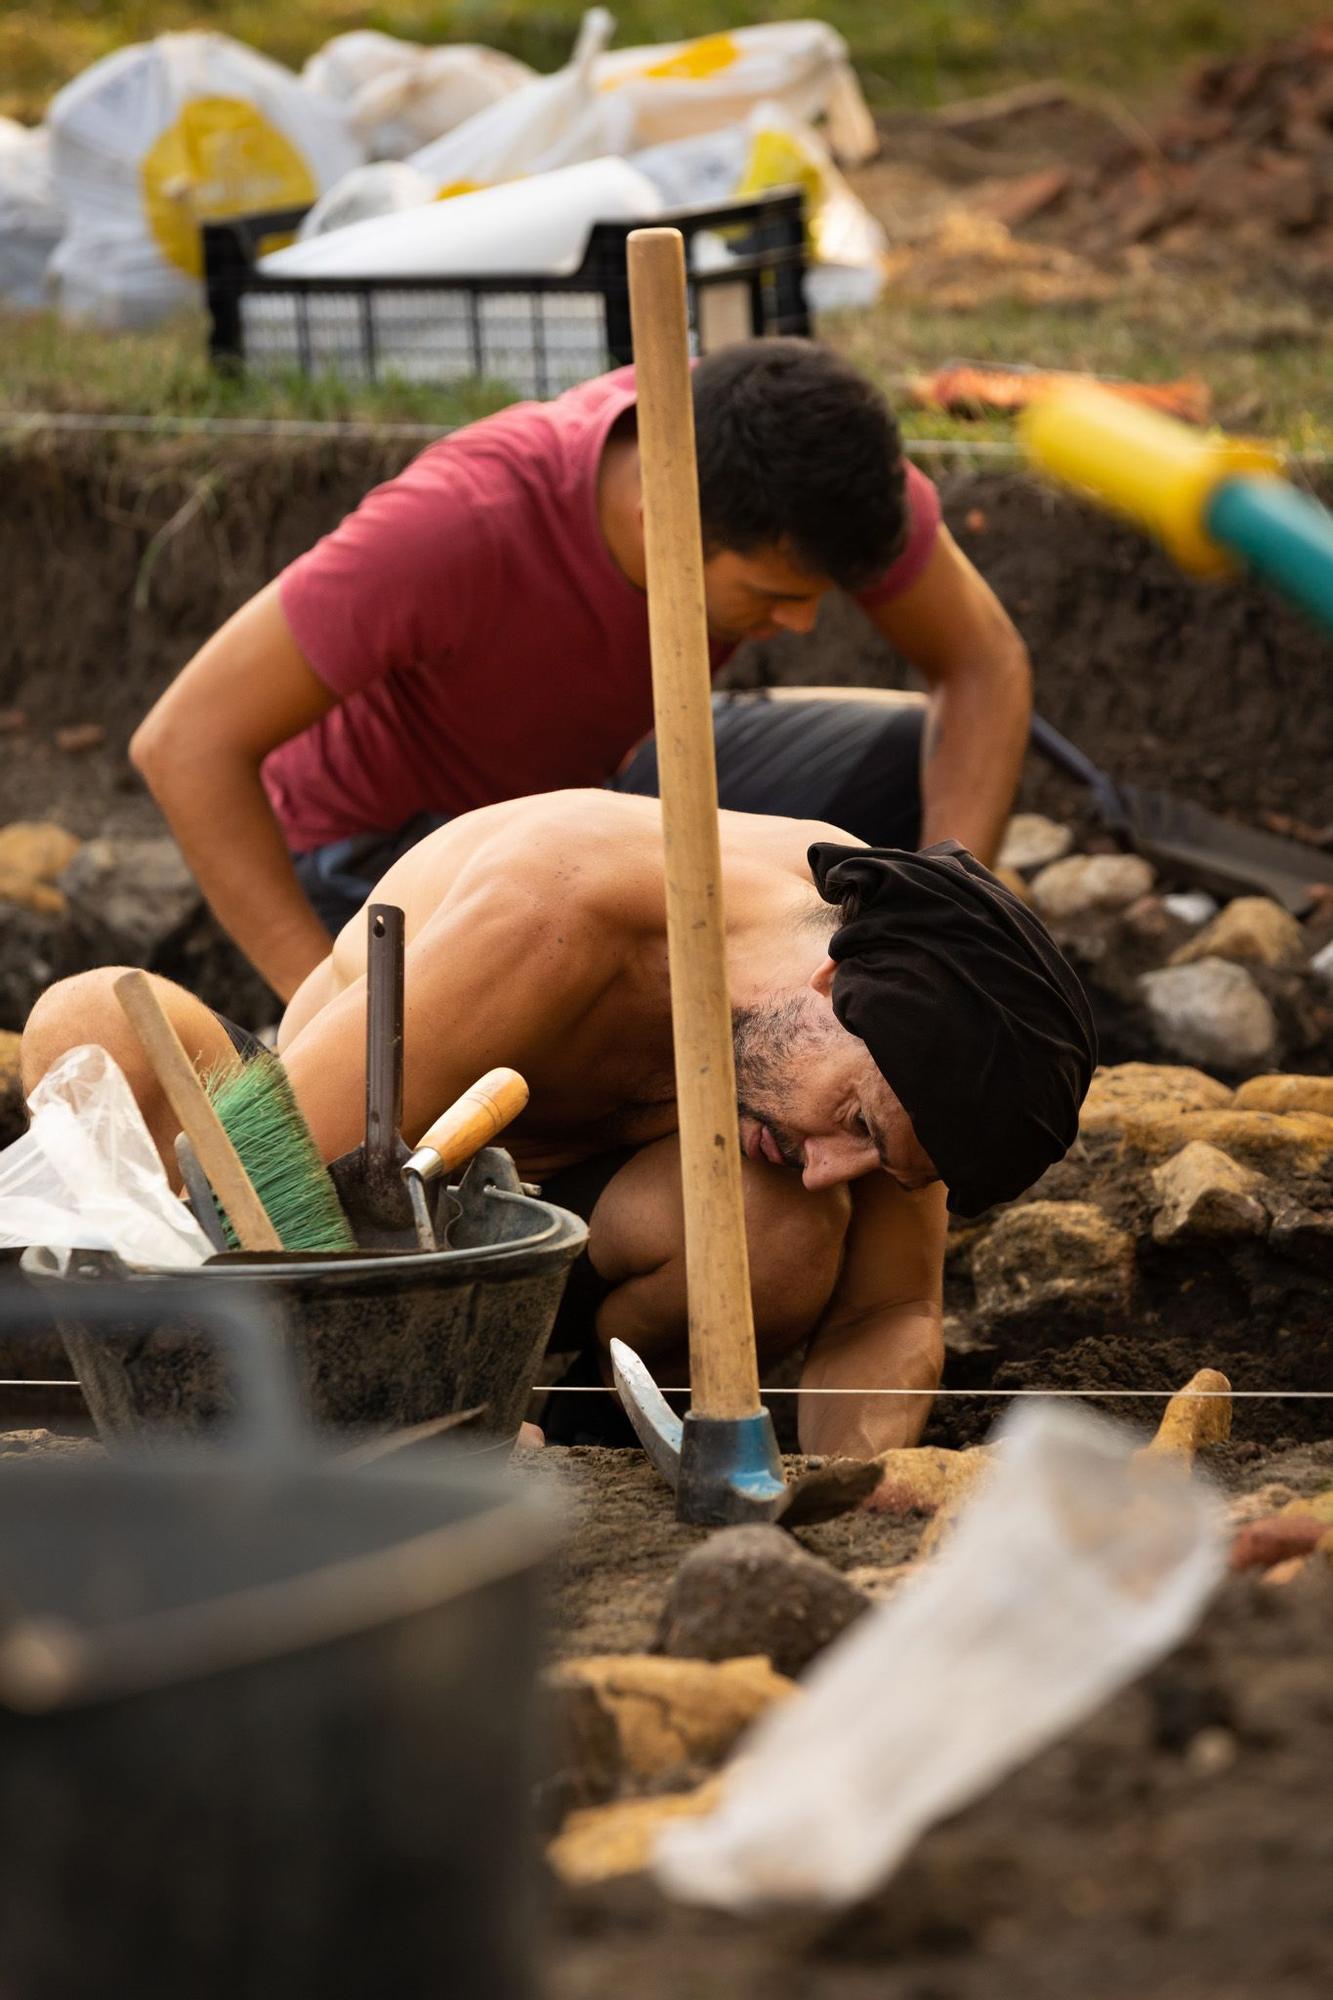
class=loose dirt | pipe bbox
[536,1443,1333,2000]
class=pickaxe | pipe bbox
[609,228,875,1529]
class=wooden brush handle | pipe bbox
[627,227,761,1423]
[114,971,282,1253]
[406,1068,529,1180]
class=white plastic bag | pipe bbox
[595,21,879,164]
[0,117,64,309]
[409,9,624,195]
[656,1402,1225,1911]
[47,30,362,328]
[0,1044,210,1269]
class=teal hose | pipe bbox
[1207,476,1333,636]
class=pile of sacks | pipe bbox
[0,10,885,330]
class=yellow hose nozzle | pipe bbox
[1020,383,1280,575]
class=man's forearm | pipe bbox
[919,645,1032,866]
[139,751,331,1002]
[797,1306,944,1459]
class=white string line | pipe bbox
[2,414,1328,472]
[2,1382,1327,1400]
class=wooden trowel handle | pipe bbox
[627,227,761,1423]
[406,1068,529,1180]
[114,970,282,1253]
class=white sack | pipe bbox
[303,30,534,161]
[0,118,64,309]
[296,161,436,241]
[408,9,626,194]
[631,103,885,310]
[595,21,878,163]
[48,30,362,328]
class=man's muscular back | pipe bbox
[277,789,848,1173]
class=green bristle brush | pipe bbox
[204,1052,358,1254]
[114,971,356,1255]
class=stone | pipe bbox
[1162,892,1219,928]
[1129,1108,1333,1176]
[1230,1512,1327,1571]
[1140,1367,1232,1455]
[1150,1143,1268,1243]
[0,821,81,914]
[54,722,105,753]
[536,1673,623,1834]
[864,1445,990,1516]
[657,1524,871,1679]
[1080,1061,1233,1142]
[1311,939,1333,992]
[1031,852,1155,922]
[549,1654,795,1780]
[997,813,1072,874]
[547,1778,724,1887]
[970,1201,1135,1323]
[1139,958,1280,1073]
[1169,896,1308,973]
[1234,1074,1333,1120]
[59,837,200,959]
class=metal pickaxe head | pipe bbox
[609,1339,878,1528]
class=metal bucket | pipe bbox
[0,1279,557,2000]
[21,1147,586,1449]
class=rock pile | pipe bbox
[998,812,1332,1077]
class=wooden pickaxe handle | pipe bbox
[627,227,762,1423]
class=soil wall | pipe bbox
[1,431,1329,835]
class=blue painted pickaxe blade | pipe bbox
[609,1337,876,1527]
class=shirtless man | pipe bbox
[21,792,1095,1460]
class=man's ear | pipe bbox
[808,955,837,998]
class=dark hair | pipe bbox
[691,339,907,591]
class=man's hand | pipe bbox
[870,527,1032,867]
[798,1177,946,1457]
[131,581,338,1001]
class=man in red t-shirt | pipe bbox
[132,340,1031,1002]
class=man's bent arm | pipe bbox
[131,581,339,1002]
[869,527,1032,867]
[798,1177,946,1457]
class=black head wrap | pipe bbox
[809,839,1096,1216]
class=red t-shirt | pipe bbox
[265,366,941,850]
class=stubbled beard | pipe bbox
[732,998,809,1170]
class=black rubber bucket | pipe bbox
[22,1147,586,1448]
[0,1279,556,2000]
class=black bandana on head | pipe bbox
[809,839,1097,1216]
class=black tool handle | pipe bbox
[1029,716,1134,839]
[364,903,406,1204]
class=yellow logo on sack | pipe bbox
[737,127,827,255]
[142,97,318,278]
[601,31,741,88]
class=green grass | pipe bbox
[5,275,1329,455]
[3,2,1330,450]
[4,0,1330,123]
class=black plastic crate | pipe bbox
[202,189,811,399]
